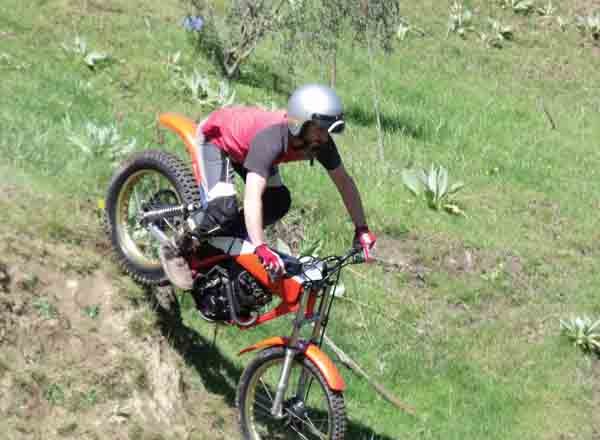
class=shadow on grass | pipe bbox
[236,61,294,97]
[146,286,401,440]
[345,103,431,141]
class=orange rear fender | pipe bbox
[158,113,202,184]
[239,337,345,391]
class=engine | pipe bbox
[191,266,273,323]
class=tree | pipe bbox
[187,0,288,79]
[186,0,400,160]
[357,0,401,161]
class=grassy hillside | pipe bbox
[1,0,599,439]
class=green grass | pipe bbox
[1,0,599,438]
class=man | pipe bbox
[161,83,376,288]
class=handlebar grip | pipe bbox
[351,247,366,264]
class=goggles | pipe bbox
[312,113,345,134]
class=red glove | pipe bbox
[354,226,377,262]
[255,244,286,276]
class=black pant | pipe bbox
[193,142,291,237]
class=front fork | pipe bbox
[271,347,299,418]
[270,284,332,417]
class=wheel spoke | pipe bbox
[259,378,274,402]
[284,408,328,440]
[304,413,329,437]
[288,424,312,440]
[163,218,177,233]
[253,400,273,416]
[254,395,274,408]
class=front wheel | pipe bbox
[237,347,346,440]
[104,149,201,286]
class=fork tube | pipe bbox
[310,285,332,343]
[271,289,311,417]
[270,347,298,417]
[290,288,311,346]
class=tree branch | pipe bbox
[323,335,417,416]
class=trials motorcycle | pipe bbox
[104,113,366,439]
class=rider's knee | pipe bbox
[210,195,239,222]
[263,186,291,226]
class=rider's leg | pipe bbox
[187,143,240,236]
[232,165,291,231]
[160,142,239,289]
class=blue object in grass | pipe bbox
[182,16,204,32]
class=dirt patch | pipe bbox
[375,233,525,284]
[266,204,319,254]
[0,183,239,440]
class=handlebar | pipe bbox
[278,246,364,279]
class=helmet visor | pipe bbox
[312,113,345,134]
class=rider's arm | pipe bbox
[243,125,286,247]
[328,164,368,229]
[244,171,268,246]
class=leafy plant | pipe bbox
[166,51,183,74]
[43,383,65,405]
[560,316,600,354]
[481,19,514,48]
[396,18,426,41]
[61,35,111,69]
[174,70,235,106]
[83,304,100,319]
[32,297,58,319]
[447,1,474,38]
[576,13,600,41]
[0,52,30,71]
[500,0,535,15]
[63,115,137,166]
[19,273,40,292]
[557,16,569,31]
[61,35,88,55]
[537,1,556,17]
[402,164,465,215]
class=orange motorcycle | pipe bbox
[104,113,365,439]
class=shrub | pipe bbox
[576,13,600,41]
[447,1,474,38]
[173,70,235,106]
[63,115,137,167]
[560,316,600,354]
[402,164,465,215]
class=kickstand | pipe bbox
[211,324,220,348]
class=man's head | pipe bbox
[299,121,330,151]
[287,84,345,149]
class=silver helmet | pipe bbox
[287,84,345,137]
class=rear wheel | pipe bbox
[237,347,346,440]
[104,150,201,286]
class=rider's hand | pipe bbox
[255,244,286,276]
[354,226,377,262]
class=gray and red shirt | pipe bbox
[200,106,342,178]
